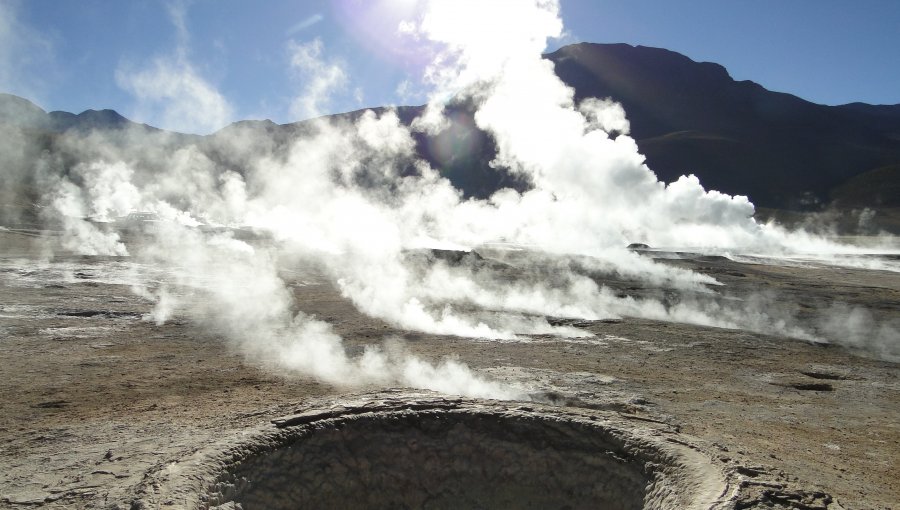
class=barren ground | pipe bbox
[0,231,897,509]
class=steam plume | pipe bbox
[11,0,899,398]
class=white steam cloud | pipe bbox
[133,223,518,398]
[17,0,900,399]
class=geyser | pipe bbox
[143,393,737,509]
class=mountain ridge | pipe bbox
[2,42,899,226]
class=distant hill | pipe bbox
[0,94,161,133]
[2,42,900,232]
[547,43,900,211]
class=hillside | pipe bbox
[547,43,900,210]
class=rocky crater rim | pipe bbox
[137,391,751,510]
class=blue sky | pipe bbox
[3,0,899,134]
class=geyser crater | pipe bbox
[141,392,744,510]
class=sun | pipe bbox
[380,0,420,17]
[332,0,430,70]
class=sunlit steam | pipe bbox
[13,0,899,399]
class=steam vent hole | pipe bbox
[198,399,730,510]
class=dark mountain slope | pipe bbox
[546,43,900,209]
[0,93,162,134]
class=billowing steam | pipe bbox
[6,0,899,399]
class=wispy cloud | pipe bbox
[286,13,324,36]
[115,57,233,134]
[0,0,56,101]
[166,0,190,48]
[287,38,348,120]
[114,0,233,134]
[395,79,427,105]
